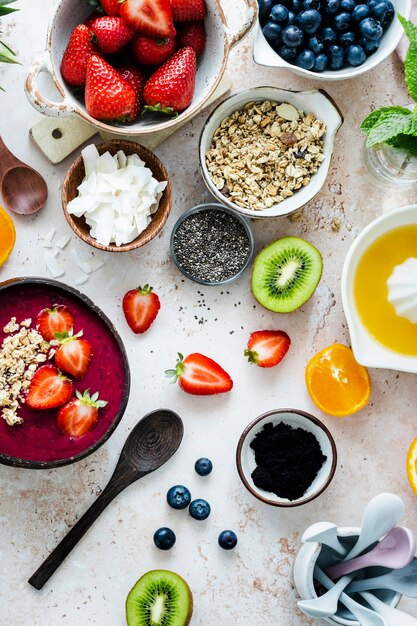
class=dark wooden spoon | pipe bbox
[0,135,48,214]
[28,409,184,590]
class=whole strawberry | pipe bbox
[99,0,121,15]
[85,12,102,28]
[91,16,134,54]
[85,55,137,121]
[177,21,206,56]
[170,0,206,22]
[61,24,98,87]
[117,65,145,118]
[143,46,196,114]
[131,34,176,66]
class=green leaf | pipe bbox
[398,14,417,43]
[387,133,417,157]
[0,40,18,64]
[0,0,18,16]
[404,40,417,102]
[361,106,412,133]
[366,113,414,147]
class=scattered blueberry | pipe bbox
[195,457,213,476]
[287,9,297,23]
[297,9,322,34]
[218,530,238,550]
[302,0,320,8]
[359,16,383,40]
[359,35,380,54]
[324,0,340,14]
[352,4,370,22]
[328,43,345,68]
[339,30,356,46]
[340,0,355,11]
[295,48,315,69]
[263,21,283,41]
[347,43,366,65]
[166,485,192,510]
[277,43,298,60]
[258,0,276,23]
[321,25,337,44]
[282,24,304,45]
[270,4,290,23]
[153,527,176,550]
[333,11,351,31]
[291,0,303,12]
[189,499,211,521]
[370,0,394,28]
[313,52,328,71]
[307,35,324,53]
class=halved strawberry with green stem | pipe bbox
[165,353,233,395]
[120,0,176,38]
[54,329,93,379]
[123,284,161,334]
[26,365,73,410]
[36,305,75,342]
[244,330,291,368]
[57,389,107,437]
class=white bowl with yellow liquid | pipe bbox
[342,205,417,373]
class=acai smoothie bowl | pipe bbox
[0,277,130,469]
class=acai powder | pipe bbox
[172,207,252,284]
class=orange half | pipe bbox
[407,437,417,496]
[305,344,371,417]
[0,205,15,267]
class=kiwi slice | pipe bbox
[251,236,323,313]
[126,570,193,626]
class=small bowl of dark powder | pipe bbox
[170,203,254,285]
[236,409,337,507]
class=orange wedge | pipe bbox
[407,437,417,496]
[0,205,15,267]
[305,344,371,417]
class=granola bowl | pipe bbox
[199,86,343,218]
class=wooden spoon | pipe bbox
[28,408,184,590]
[0,135,48,214]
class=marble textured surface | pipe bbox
[1,2,417,625]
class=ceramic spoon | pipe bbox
[28,409,184,590]
[298,566,386,626]
[347,558,417,596]
[360,591,417,626]
[0,135,48,214]
[343,493,405,561]
[326,527,416,579]
[302,522,347,556]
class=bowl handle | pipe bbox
[221,0,258,48]
[25,51,75,118]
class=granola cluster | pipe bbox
[205,100,326,211]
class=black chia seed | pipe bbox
[173,209,251,283]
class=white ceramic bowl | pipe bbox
[342,204,417,374]
[253,0,411,81]
[236,409,337,507]
[25,0,257,136]
[293,527,401,625]
[199,86,342,218]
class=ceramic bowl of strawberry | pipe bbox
[25,0,258,137]
[0,277,130,469]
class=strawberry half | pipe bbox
[90,16,134,54]
[170,0,207,22]
[117,65,145,118]
[61,24,98,87]
[54,329,93,379]
[143,46,196,114]
[36,305,75,342]
[177,21,206,56]
[131,34,176,66]
[244,330,291,368]
[26,365,73,410]
[85,55,137,121]
[120,0,176,38]
[123,285,161,334]
[165,353,233,395]
[57,389,107,438]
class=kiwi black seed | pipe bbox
[251,236,323,313]
[126,570,193,626]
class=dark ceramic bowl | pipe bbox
[0,277,130,469]
[236,409,337,508]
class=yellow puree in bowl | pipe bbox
[354,225,417,357]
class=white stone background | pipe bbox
[1,1,417,624]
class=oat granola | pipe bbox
[205,100,326,211]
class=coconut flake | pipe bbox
[55,235,71,249]
[45,252,64,278]
[74,275,89,286]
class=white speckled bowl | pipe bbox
[253,0,411,80]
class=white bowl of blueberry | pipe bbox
[254,0,411,78]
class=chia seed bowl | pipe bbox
[170,203,254,286]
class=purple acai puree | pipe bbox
[0,283,127,463]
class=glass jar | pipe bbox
[364,140,417,187]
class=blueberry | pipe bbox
[287,9,296,23]
[277,44,298,60]
[347,43,366,65]
[360,16,383,40]
[328,43,345,68]
[297,9,322,34]
[302,0,321,8]
[195,457,213,476]
[340,0,355,11]
[324,0,340,14]
[295,48,315,68]
[371,1,394,27]
[189,499,211,520]
[308,35,324,53]
[282,24,304,45]
[270,4,290,23]
[321,26,337,44]
[352,4,370,22]
[258,0,276,23]
[291,0,303,11]
[333,12,351,31]
[263,21,283,41]
[218,530,238,550]
[339,30,356,46]
[166,485,192,510]
[359,35,380,54]
[313,52,328,70]
[366,0,378,5]
[153,527,176,550]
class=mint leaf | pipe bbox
[387,134,417,157]
[366,113,414,146]
[398,14,417,42]
[405,40,417,102]
[361,106,412,133]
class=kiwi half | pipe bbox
[251,236,323,313]
[126,570,193,626]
